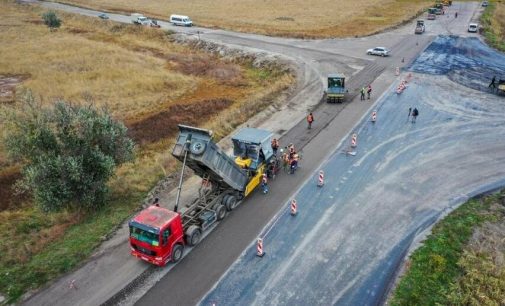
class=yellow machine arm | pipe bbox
[244,164,266,197]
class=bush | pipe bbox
[41,11,61,29]
[1,92,135,211]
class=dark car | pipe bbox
[98,13,109,19]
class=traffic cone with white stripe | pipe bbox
[290,199,297,216]
[256,238,265,257]
[371,111,377,123]
[351,134,357,148]
[317,170,324,187]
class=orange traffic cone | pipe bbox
[290,199,297,216]
[256,238,265,257]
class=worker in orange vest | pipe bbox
[307,112,314,129]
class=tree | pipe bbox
[1,92,135,212]
[42,11,61,30]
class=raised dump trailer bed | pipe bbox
[172,125,248,192]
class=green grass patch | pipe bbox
[390,191,505,305]
[0,177,153,303]
[481,1,505,52]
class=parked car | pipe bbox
[468,23,478,33]
[366,47,390,57]
[150,19,161,28]
[98,13,109,19]
[169,14,193,27]
[415,20,425,34]
[482,1,488,7]
[131,13,150,25]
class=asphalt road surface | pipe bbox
[22,2,499,306]
[199,35,505,305]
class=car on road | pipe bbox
[150,19,161,28]
[468,23,478,33]
[170,14,193,26]
[366,47,390,57]
[427,8,437,20]
[415,20,425,34]
[482,1,488,7]
[98,13,109,19]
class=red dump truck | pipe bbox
[129,125,279,266]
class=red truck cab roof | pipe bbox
[131,206,179,230]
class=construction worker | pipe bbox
[261,173,269,194]
[282,151,289,173]
[271,138,279,155]
[412,107,419,123]
[288,144,296,159]
[307,112,314,129]
[360,87,366,100]
[290,154,299,174]
[489,76,496,89]
[267,159,277,179]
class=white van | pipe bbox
[170,14,193,27]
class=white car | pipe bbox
[468,23,478,33]
[366,47,391,57]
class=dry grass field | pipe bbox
[51,0,433,38]
[0,0,292,205]
[0,1,293,301]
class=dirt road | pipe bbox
[23,2,490,306]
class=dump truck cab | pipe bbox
[129,206,185,266]
[326,74,346,103]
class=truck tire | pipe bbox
[190,140,206,155]
[225,195,238,211]
[171,244,184,263]
[215,204,226,221]
[186,225,202,246]
[221,194,230,206]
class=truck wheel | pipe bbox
[216,204,226,220]
[186,225,202,246]
[225,195,238,211]
[171,244,184,263]
[190,140,206,155]
[221,194,230,206]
